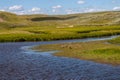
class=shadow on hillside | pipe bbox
[31,16,77,21]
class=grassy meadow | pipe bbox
[0,25,120,42]
[0,11,120,42]
[33,40,120,66]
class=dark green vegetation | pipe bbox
[0,11,120,42]
[33,40,120,65]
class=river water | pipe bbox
[0,36,120,80]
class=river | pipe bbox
[0,35,120,80]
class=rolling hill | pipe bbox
[0,11,120,28]
[0,11,120,42]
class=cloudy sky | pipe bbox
[0,0,120,15]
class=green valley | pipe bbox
[0,11,120,42]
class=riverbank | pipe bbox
[0,36,120,79]
[109,37,120,44]
[1,25,120,42]
[33,39,120,66]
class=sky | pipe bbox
[0,0,120,15]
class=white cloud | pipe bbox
[52,5,62,13]
[52,9,56,13]
[66,9,75,14]
[9,5,24,11]
[28,7,43,14]
[113,7,120,10]
[66,9,81,14]
[0,9,5,12]
[77,0,85,4]
[52,5,62,9]
[65,8,107,14]
[17,11,26,15]
[84,8,106,13]
[112,0,117,3]
[31,7,41,12]
[85,9,96,12]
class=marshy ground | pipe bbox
[33,39,120,66]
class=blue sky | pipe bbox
[0,0,120,15]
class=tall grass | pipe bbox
[0,25,120,42]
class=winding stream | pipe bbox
[0,35,120,80]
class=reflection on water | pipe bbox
[0,35,120,80]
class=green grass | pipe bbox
[0,25,120,42]
[108,37,120,44]
[0,26,119,42]
[0,11,120,42]
[33,41,120,65]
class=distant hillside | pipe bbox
[0,12,22,22]
[0,12,28,28]
[24,11,120,25]
[0,11,120,28]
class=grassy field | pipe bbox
[0,25,120,42]
[33,40,120,66]
[0,11,120,42]
[109,37,120,44]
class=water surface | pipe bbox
[0,36,120,80]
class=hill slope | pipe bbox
[0,11,120,42]
[0,11,120,29]
[22,11,120,26]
